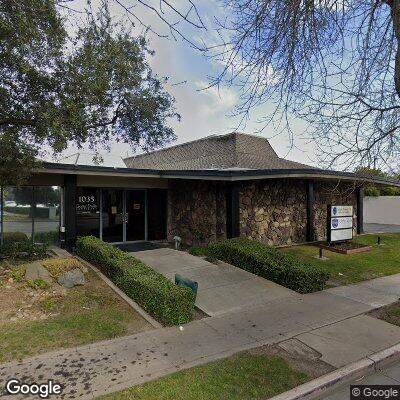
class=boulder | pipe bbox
[25,262,52,284]
[58,268,85,288]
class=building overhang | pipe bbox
[38,162,400,187]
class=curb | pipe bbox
[75,256,162,329]
[269,343,400,400]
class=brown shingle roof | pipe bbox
[124,132,316,171]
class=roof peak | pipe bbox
[124,132,274,162]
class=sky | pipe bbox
[56,0,317,166]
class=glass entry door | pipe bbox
[125,190,145,241]
[101,189,145,242]
[101,189,124,242]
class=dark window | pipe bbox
[147,189,167,240]
[76,187,100,237]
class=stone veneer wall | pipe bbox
[168,178,359,247]
[313,181,358,241]
[239,180,308,246]
[167,180,226,246]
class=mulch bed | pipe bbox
[318,242,372,255]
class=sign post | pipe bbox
[327,205,354,244]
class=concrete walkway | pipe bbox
[319,360,400,399]
[2,273,400,399]
[133,248,297,316]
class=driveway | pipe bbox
[364,223,400,233]
[133,248,298,316]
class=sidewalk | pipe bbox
[1,274,400,399]
[133,248,297,316]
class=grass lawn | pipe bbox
[0,261,151,362]
[99,352,309,400]
[282,233,400,286]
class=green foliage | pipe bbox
[34,231,59,245]
[355,167,400,196]
[381,186,400,196]
[0,0,178,184]
[364,186,381,197]
[76,236,195,325]
[0,240,47,259]
[207,238,329,293]
[2,232,28,244]
[9,265,26,282]
[189,247,208,257]
[26,278,50,290]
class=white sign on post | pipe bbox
[331,205,353,217]
[328,205,354,242]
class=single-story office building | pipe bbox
[1,133,399,249]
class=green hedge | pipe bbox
[76,236,195,325]
[207,238,329,293]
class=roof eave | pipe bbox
[37,162,400,187]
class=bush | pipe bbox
[76,236,195,325]
[35,231,59,245]
[207,238,329,293]
[2,232,28,244]
[189,247,208,257]
[0,240,47,259]
[42,257,83,278]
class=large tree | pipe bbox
[205,1,400,171]
[107,1,400,171]
[0,0,178,185]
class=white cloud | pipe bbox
[194,81,238,116]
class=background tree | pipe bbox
[355,167,400,195]
[0,0,179,185]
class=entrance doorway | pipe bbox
[101,189,146,243]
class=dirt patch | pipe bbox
[368,300,400,327]
[0,257,151,331]
[249,341,335,379]
[0,259,55,322]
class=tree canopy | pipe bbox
[110,1,400,171]
[0,0,178,185]
[206,1,400,171]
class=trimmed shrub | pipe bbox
[207,238,329,293]
[42,257,83,278]
[76,236,195,325]
[189,247,208,257]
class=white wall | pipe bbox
[364,196,400,225]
